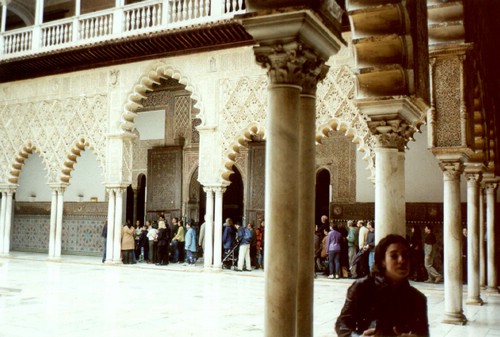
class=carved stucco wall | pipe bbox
[316,131,357,203]
[0,93,109,184]
[218,36,375,184]
[433,57,463,147]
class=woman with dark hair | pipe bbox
[335,234,429,337]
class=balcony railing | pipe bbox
[1,0,246,60]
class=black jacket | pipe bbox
[335,275,429,337]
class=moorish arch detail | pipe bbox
[61,139,102,184]
[219,65,376,183]
[0,95,108,185]
[121,62,202,133]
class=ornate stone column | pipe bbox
[213,187,226,270]
[0,188,15,255]
[48,189,57,257]
[464,169,483,305]
[367,121,408,242]
[0,191,6,253]
[105,187,116,263]
[484,181,498,293]
[479,186,486,288]
[113,187,126,263]
[440,161,467,324]
[240,7,343,337]
[296,67,327,336]
[54,186,65,258]
[203,187,214,269]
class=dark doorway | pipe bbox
[223,166,244,224]
[137,175,146,224]
[126,185,134,224]
[315,169,331,225]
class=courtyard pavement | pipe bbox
[0,252,499,337]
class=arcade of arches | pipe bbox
[1,1,500,336]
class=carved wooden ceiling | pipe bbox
[0,21,254,83]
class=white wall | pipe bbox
[16,150,106,202]
[356,126,468,203]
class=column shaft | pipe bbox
[213,188,224,269]
[2,191,13,254]
[113,188,124,263]
[296,93,316,337]
[54,190,64,257]
[0,191,7,253]
[374,148,405,243]
[106,189,116,263]
[485,183,498,292]
[204,188,214,268]
[442,169,466,324]
[465,174,482,305]
[479,188,486,287]
[265,84,301,337]
[48,190,57,257]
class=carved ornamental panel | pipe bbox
[147,146,182,214]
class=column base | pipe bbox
[465,297,484,306]
[48,256,62,261]
[485,286,500,294]
[442,312,467,325]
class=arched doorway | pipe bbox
[224,166,244,224]
[315,169,330,224]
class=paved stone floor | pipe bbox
[0,252,499,337]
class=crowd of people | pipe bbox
[316,216,444,284]
[101,216,198,266]
[100,215,266,270]
[222,218,265,272]
[101,213,444,289]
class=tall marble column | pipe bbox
[113,187,125,263]
[213,187,226,270]
[240,7,343,336]
[464,171,483,305]
[479,187,486,288]
[485,182,498,293]
[48,189,58,257]
[263,73,301,337]
[441,162,467,324]
[203,187,214,269]
[47,184,66,259]
[370,129,406,243]
[1,190,14,255]
[296,68,326,337]
[0,191,6,253]
[106,188,116,263]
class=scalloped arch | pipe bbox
[121,63,202,133]
[220,118,375,183]
[318,116,375,179]
[8,143,43,184]
[60,139,99,183]
[221,123,265,182]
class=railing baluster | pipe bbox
[1,0,245,57]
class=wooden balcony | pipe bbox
[0,0,252,82]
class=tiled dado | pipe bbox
[11,214,106,256]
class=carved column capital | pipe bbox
[255,42,328,90]
[484,181,498,193]
[369,118,413,151]
[439,161,464,181]
[49,183,68,194]
[213,186,227,195]
[465,172,482,187]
